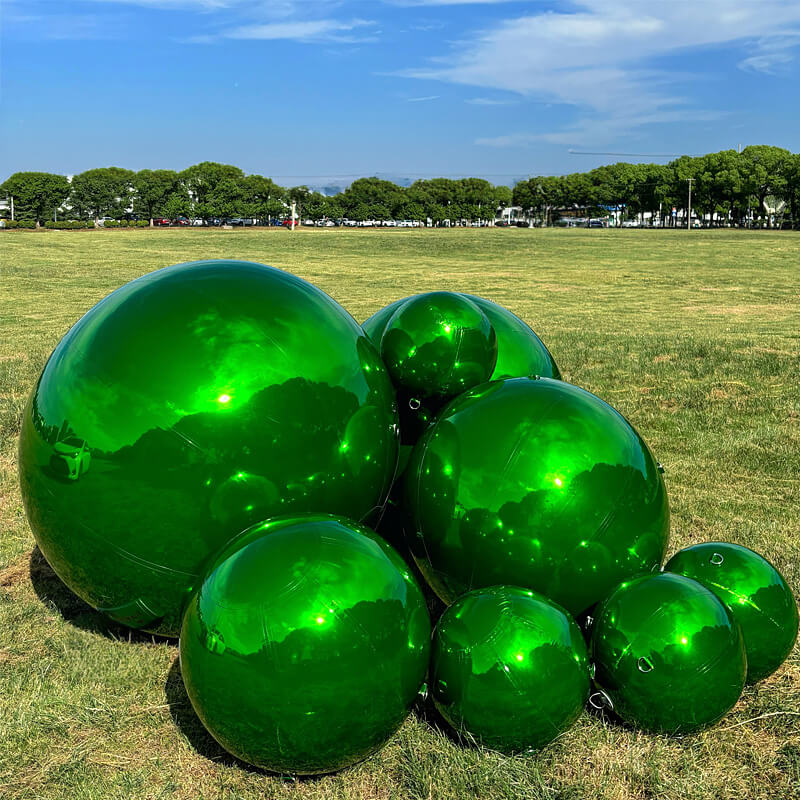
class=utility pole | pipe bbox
[687,178,693,230]
[291,200,297,231]
[10,196,14,221]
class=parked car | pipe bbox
[172,217,190,226]
[191,218,204,226]
[226,218,245,226]
[281,219,297,227]
[153,218,171,226]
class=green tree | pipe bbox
[243,175,285,222]
[70,167,135,225]
[180,162,246,215]
[0,172,70,226]
[741,145,792,227]
[133,169,180,226]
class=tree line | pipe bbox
[2,145,799,228]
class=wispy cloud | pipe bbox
[739,34,800,74]
[222,18,375,42]
[389,0,528,6]
[407,94,440,102]
[400,1,800,144]
[466,97,516,105]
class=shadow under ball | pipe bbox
[430,585,590,753]
[179,514,431,775]
[591,572,746,734]
[18,260,399,635]
[665,542,798,683]
[404,376,669,616]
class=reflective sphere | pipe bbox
[665,542,798,683]
[404,377,669,616]
[462,295,561,381]
[179,514,431,774]
[362,293,560,382]
[380,292,497,399]
[19,260,399,635]
[431,586,590,753]
[591,573,746,734]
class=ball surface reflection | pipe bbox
[591,572,746,733]
[18,260,398,634]
[380,291,497,399]
[431,586,590,753]
[404,377,669,615]
[665,542,798,683]
[179,514,431,774]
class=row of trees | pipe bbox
[514,146,800,228]
[2,145,799,228]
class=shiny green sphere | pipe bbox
[431,586,590,753]
[665,542,798,683]
[362,293,560,382]
[462,295,561,381]
[404,377,669,616]
[179,514,431,775]
[380,292,498,399]
[18,260,399,635]
[591,573,746,734]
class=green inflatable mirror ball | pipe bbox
[362,293,561,383]
[18,260,399,635]
[665,542,798,683]
[380,292,498,399]
[591,573,746,734]
[179,514,431,775]
[363,293,561,445]
[404,376,670,617]
[431,586,590,753]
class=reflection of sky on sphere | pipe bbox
[196,519,412,655]
[36,261,373,452]
[444,380,637,511]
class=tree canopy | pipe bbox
[2,146,799,228]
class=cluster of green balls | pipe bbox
[18,260,798,775]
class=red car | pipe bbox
[172,217,190,226]
[281,218,298,227]
[153,218,171,226]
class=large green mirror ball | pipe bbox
[591,573,746,734]
[179,514,431,774]
[665,543,798,683]
[18,260,399,635]
[404,377,669,616]
[431,586,590,753]
[362,294,560,382]
[379,292,498,399]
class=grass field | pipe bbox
[1,227,799,800]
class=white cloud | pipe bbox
[739,34,800,74]
[390,0,527,5]
[400,1,800,144]
[223,18,375,42]
[466,97,515,105]
[407,95,440,102]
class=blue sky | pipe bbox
[2,0,800,186]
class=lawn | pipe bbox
[1,227,799,800]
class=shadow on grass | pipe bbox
[28,546,174,646]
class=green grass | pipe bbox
[1,227,799,800]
